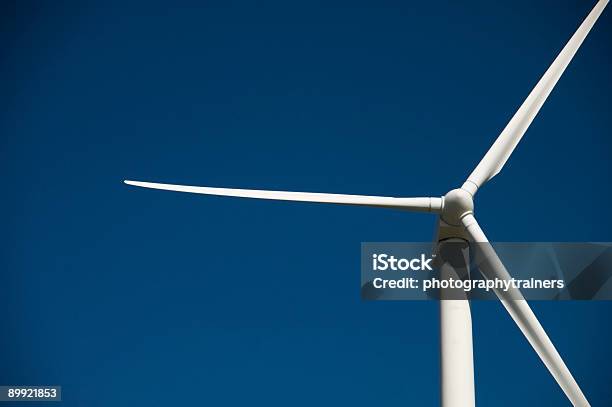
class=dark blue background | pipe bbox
[2,1,611,405]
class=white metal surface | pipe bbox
[463,0,609,195]
[124,180,443,212]
[438,235,475,407]
[441,189,474,226]
[462,214,589,407]
[440,299,475,407]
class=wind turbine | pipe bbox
[125,1,608,406]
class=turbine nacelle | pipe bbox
[441,188,474,226]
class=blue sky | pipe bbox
[1,0,611,405]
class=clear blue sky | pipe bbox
[1,0,611,405]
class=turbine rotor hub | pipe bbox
[441,188,474,226]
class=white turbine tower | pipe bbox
[125,2,608,406]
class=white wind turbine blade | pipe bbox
[124,180,443,213]
[463,0,609,194]
[461,214,590,407]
